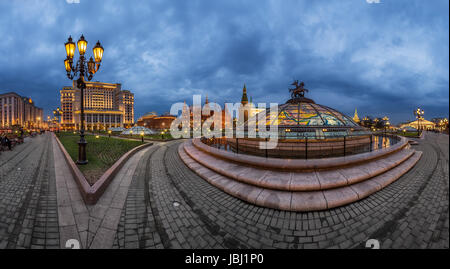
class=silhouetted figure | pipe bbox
[1,134,12,150]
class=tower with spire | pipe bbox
[240,84,249,122]
[241,84,248,106]
[353,108,360,123]
[204,94,213,118]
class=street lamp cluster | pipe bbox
[414,108,424,136]
[439,118,448,131]
[64,35,104,165]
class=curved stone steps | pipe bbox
[183,140,415,191]
[179,143,422,211]
[191,137,409,170]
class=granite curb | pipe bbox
[53,133,153,204]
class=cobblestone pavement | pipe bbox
[112,132,449,249]
[0,133,59,249]
[0,132,448,249]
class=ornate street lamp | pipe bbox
[414,108,424,136]
[64,34,104,164]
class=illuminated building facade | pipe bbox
[60,87,75,128]
[399,119,435,130]
[0,92,43,129]
[119,90,134,127]
[60,80,134,130]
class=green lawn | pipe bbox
[56,132,144,185]
[397,131,421,137]
[120,133,174,140]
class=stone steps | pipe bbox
[191,137,409,171]
[178,141,422,212]
[183,140,415,191]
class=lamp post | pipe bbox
[64,35,104,165]
[140,131,144,142]
[414,108,424,137]
[53,107,62,133]
[384,121,390,147]
[57,107,61,131]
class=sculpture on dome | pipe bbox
[289,80,309,99]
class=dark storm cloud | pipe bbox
[0,0,448,124]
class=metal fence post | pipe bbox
[305,137,308,160]
[236,138,239,154]
[343,135,346,156]
[265,137,268,158]
[370,135,373,152]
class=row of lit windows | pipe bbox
[85,114,122,123]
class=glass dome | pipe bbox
[239,81,369,138]
[268,102,360,128]
[247,98,361,129]
[121,126,156,135]
[242,97,367,139]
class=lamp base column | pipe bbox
[77,139,88,165]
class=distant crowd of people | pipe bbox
[0,128,39,151]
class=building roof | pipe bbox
[142,112,158,118]
[0,92,22,98]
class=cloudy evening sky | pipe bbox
[0,0,448,124]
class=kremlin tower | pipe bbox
[353,108,360,123]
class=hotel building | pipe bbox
[60,80,134,130]
[0,92,43,129]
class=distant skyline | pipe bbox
[0,0,448,125]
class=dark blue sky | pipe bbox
[0,0,448,124]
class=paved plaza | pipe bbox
[0,132,448,249]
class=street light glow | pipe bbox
[77,34,87,55]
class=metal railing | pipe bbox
[200,131,400,159]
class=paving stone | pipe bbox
[1,133,448,249]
